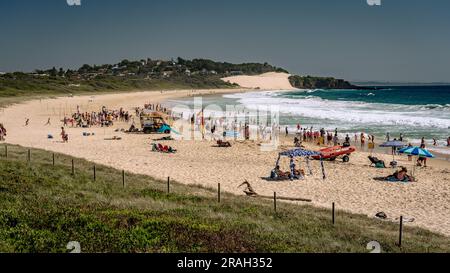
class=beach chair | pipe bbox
[368,156,386,168]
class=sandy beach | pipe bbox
[1,83,449,237]
[222,72,296,91]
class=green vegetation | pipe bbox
[1,144,449,253]
[0,58,287,103]
[289,75,372,90]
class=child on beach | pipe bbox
[0,123,6,141]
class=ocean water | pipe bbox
[167,85,450,156]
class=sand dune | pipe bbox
[1,89,449,237]
[222,72,296,90]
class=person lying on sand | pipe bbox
[270,165,290,180]
[386,167,414,182]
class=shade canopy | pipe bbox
[279,149,321,157]
[399,146,435,158]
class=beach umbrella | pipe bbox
[398,146,435,158]
[398,146,435,176]
[379,140,407,161]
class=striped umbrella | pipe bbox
[398,146,435,158]
[398,146,434,176]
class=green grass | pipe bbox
[0,144,449,253]
[0,74,236,108]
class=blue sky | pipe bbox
[0,0,449,82]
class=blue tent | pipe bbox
[158,124,180,135]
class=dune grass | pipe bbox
[0,144,449,253]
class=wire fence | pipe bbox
[0,143,405,250]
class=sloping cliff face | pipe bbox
[289,75,373,90]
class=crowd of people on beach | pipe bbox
[62,106,132,128]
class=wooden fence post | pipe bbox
[274,192,277,213]
[218,183,221,203]
[167,177,170,194]
[332,202,335,225]
[398,216,403,247]
[122,170,125,188]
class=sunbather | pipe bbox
[386,167,414,182]
[270,165,290,180]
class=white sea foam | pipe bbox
[223,91,450,129]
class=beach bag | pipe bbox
[375,162,385,168]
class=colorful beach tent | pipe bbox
[276,149,326,180]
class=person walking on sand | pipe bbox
[360,132,366,147]
[0,123,6,141]
[354,133,358,143]
[61,127,68,143]
[433,138,437,146]
[45,117,51,126]
[285,126,289,137]
[25,118,30,126]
